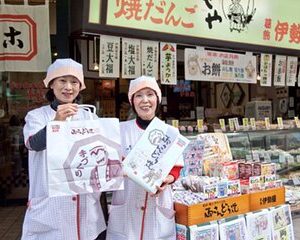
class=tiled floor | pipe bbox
[0,205,300,240]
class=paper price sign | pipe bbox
[242,118,249,130]
[295,117,300,128]
[171,119,179,128]
[197,119,204,132]
[250,118,256,130]
[264,117,270,130]
[219,119,226,132]
[277,117,283,129]
[228,118,235,131]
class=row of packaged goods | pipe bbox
[172,132,292,239]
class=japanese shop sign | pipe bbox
[104,0,300,50]
[273,55,286,86]
[99,35,120,78]
[0,3,51,71]
[122,38,141,79]
[260,54,272,87]
[160,42,177,85]
[141,40,159,79]
[184,48,257,84]
[286,56,298,87]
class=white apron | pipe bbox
[106,119,179,240]
[21,105,106,240]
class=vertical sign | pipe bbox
[122,38,141,79]
[273,55,286,86]
[141,40,159,79]
[286,56,298,87]
[160,42,177,85]
[260,54,272,87]
[99,35,120,78]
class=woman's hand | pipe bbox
[54,103,78,121]
[151,174,174,196]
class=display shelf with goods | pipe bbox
[174,131,294,240]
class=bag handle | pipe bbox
[66,104,96,121]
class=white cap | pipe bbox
[43,58,86,90]
[128,76,162,105]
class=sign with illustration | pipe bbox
[160,42,177,85]
[260,54,273,87]
[122,117,189,193]
[185,48,257,83]
[104,0,300,50]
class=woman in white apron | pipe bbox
[21,59,106,240]
[106,76,183,240]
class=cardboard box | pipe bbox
[245,101,272,120]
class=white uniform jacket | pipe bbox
[21,105,106,240]
[106,119,183,240]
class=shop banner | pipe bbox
[260,54,272,87]
[122,38,141,79]
[185,48,257,84]
[160,42,177,85]
[106,0,300,50]
[286,56,298,87]
[273,55,286,86]
[0,2,51,72]
[99,35,120,78]
[141,40,159,80]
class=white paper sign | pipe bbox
[122,117,189,193]
[273,55,287,86]
[122,38,141,78]
[286,56,298,86]
[99,35,120,78]
[141,40,159,79]
[185,48,257,84]
[160,42,177,85]
[260,53,273,86]
[47,117,124,196]
[0,3,51,71]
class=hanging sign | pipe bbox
[260,54,272,87]
[273,55,286,86]
[185,48,257,84]
[286,56,297,87]
[0,2,51,71]
[122,38,141,79]
[141,40,159,79]
[99,35,120,78]
[160,42,177,85]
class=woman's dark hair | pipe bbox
[45,89,81,103]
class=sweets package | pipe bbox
[189,222,219,240]
[219,216,248,240]
[245,209,272,240]
[239,162,253,180]
[122,117,189,193]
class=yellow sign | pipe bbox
[106,0,300,50]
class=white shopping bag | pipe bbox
[122,117,189,194]
[47,105,123,197]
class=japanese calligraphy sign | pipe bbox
[105,0,300,50]
[99,35,120,78]
[185,48,257,84]
[260,54,273,87]
[141,40,159,79]
[122,37,141,79]
[47,116,123,196]
[286,56,298,87]
[122,117,189,194]
[0,3,51,71]
[273,55,287,86]
[160,42,177,85]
